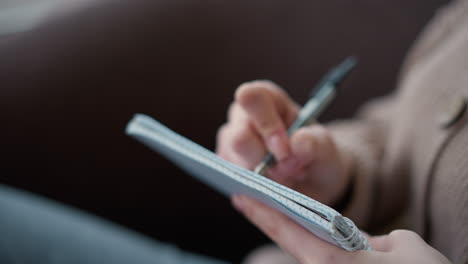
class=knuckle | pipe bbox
[405,230,422,241]
[250,79,280,90]
[215,124,229,153]
[236,87,264,107]
[389,229,405,238]
[227,102,248,123]
[303,251,340,264]
[230,126,253,153]
[216,123,229,139]
[227,102,237,121]
[235,81,275,107]
[390,229,420,240]
[216,124,228,143]
[250,80,288,100]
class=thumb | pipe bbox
[290,125,335,165]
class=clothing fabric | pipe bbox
[330,0,468,262]
[0,184,229,264]
[248,0,468,262]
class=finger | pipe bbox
[267,127,314,183]
[368,235,392,252]
[386,230,424,250]
[239,80,299,122]
[290,124,335,164]
[383,230,451,264]
[368,230,421,252]
[229,84,299,125]
[232,195,351,263]
[265,155,302,183]
[226,102,265,150]
[216,123,264,169]
[227,102,249,124]
[253,80,300,125]
[235,81,297,161]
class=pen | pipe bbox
[253,56,358,175]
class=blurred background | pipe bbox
[0,0,449,262]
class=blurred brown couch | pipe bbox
[0,0,448,261]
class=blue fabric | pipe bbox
[0,185,229,264]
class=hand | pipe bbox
[232,195,451,264]
[216,80,351,204]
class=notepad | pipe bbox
[126,114,370,251]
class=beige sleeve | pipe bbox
[327,95,400,230]
[325,0,461,230]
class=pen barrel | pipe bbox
[287,83,336,135]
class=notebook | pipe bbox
[125,114,371,251]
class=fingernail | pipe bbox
[267,131,289,161]
[232,195,245,212]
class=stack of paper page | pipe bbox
[126,114,371,251]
